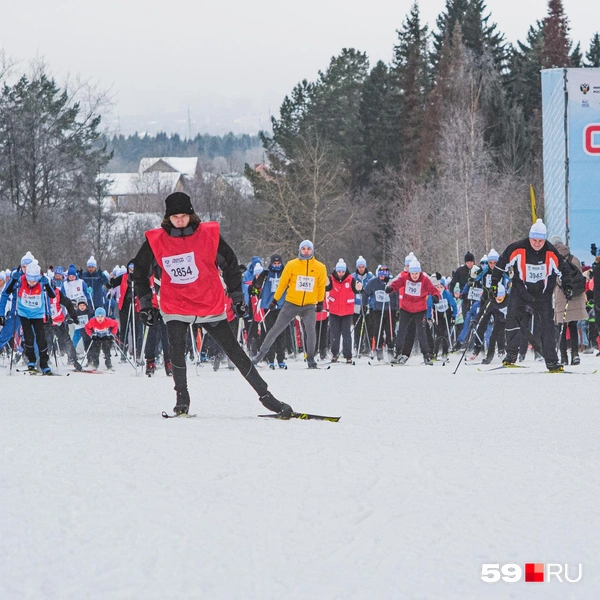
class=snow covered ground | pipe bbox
[1,351,599,599]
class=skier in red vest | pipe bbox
[133,192,293,418]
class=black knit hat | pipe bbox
[164,192,194,218]
[464,252,475,263]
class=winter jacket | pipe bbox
[81,269,109,311]
[273,256,327,307]
[491,237,570,303]
[326,270,359,317]
[553,242,588,323]
[352,270,374,312]
[362,277,399,311]
[388,273,439,313]
[426,289,458,320]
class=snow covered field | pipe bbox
[1,352,599,599]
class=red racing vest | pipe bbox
[145,222,226,316]
[328,275,355,317]
[49,289,65,325]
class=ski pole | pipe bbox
[453,299,492,374]
[112,337,137,370]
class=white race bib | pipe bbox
[526,263,546,284]
[163,252,199,285]
[468,286,483,301]
[374,289,389,303]
[499,307,508,317]
[485,273,492,288]
[76,315,89,329]
[436,298,449,312]
[21,293,42,309]
[295,275,315,292]
[405,282,422,296]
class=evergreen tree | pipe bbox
[432,0,507,71]
[540,0,572,68]
[570,43,582,67]
[390,2,431,173]
[0,72,109,222]
[359,61,396,176]
[508,22,544,121]
[585,33,600,67]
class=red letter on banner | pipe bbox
[584,124,600,155]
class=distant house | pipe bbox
[139,157,200,180]
[101,171,185,212]
[101,156,253,212]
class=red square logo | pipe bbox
[525,563,544,582]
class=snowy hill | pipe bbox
[1,354,598,599]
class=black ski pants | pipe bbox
[264,309,286,364]
[144,315,171,362]
[88,337,113,365]
[505,293,558,365]
[21,316,49,369]
[167,318,268,397]
[395,309,430,357]
[45,322,78,363]
[329,314,353,359]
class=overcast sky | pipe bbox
[2,0,598,135]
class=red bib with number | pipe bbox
[146,223,226,316]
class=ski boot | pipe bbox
[259,391,293,418]
[173,389,191,415]
[27,362,38,373]
[502,353,517,367]
[165,360,173,376]
[560,353,569,366]
[307,360,318,369]
[278,361,287,369]
[376,348,383,361]
[105,358,113,370]
[345,358,353,364]
[330,355,338,363]
[73,360,83,372]
[546,361,564,373]
[268,362,275,370]
[391,354,409,365]
[423,354,434,366]
[481,354,494,365]
[213,355,221,372]
[41,367,52,375]
[145,359,156,376]
[571,353,580,366]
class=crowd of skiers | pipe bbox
[0,191,598,416]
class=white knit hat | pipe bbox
[335,258,347,272]
[87,255,97,268]
[529,219,547,240]
[26,260,42,281]
[21,251,35,267]
[405,252,415,265]
[408,259,422,273]
[488,248,499,262]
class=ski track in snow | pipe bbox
[1,354,600,599]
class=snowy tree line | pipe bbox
[246,0,600,271]
[0,1,598,273]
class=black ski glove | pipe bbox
[315,301,324,313]
[233,301,248,318]
[269,300,278,310]
[140,307,156,327]
[385,285,394,294]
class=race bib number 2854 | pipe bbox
[162,252,199,284]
